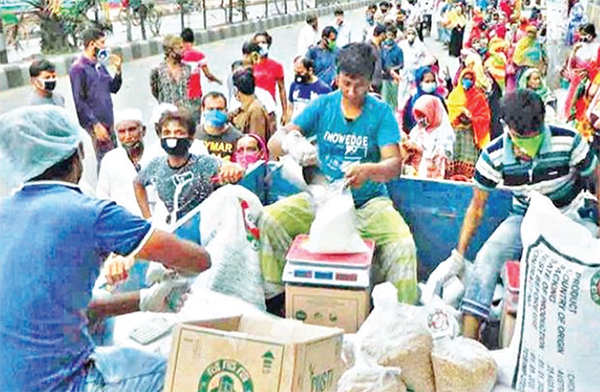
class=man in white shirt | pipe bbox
[297,13,320,55]
[96,109,154,216]
[333,9,353,47]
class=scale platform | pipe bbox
[282,235,375,289]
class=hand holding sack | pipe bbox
[422,249,465,306]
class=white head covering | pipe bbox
[0,105,83,190]
[114,109,143,128]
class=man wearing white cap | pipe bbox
[97,108,153,216]
[0,105,212,392]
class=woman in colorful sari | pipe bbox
[518,67,557,122]
[485,37,508,91]
[512,26,547,79]
[446,4,467,57]
[562,23,600,141]
[404,95,455,179]
[446,69,491,180]
[464,53,503,140]
[402,66,448,133]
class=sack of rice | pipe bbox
[431,337,497,392]
[338,365,407,392]
[356,283,436,392]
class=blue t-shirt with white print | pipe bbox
[294,90,401,207]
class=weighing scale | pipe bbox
[282,235,375,289]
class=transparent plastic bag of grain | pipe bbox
[356,283,435,392]
[338,365,407,392]
[432,337,498,392]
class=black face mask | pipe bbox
[161,138,191,157]
[295,74,310,84]
[42,79,56,92]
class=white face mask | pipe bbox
[258,43,269,56]
[421,82,437,94]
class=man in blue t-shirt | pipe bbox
[0,106,212,392]
[288,56,332,121]
[262,43,418,304]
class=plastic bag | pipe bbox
[356,283,436,392]
[190,185,266,310]
[307,181,368,254]
[432,337,498,392]
[338,365,407,392]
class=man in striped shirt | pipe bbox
[437,91,599,340]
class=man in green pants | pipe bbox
[263,42,417,303]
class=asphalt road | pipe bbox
[0,7,458,148]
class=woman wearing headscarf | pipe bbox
[485,37,508,91]
[518,67,557,122]
[404,95,456,179]
[402,66,448,133]
[464,52,503,140]
[446,4,467,57]
[512,26,547,78]
[446,69,491,179]
[562,23,600,140]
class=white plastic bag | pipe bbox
[191,185,266,310]
[338,365,407,392]
[308,181,368,254]
[432,337,498,392]
[356,283,436,392]
[499,192,600,391]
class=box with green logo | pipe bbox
[163,315,344,392]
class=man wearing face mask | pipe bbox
[70,28,123,163]
[97,109,155,217]
[399,25,435,83]
[196,92,243,160]
[29,59,65,107]
[287,56,331,120]
[298,13,320,55]
[252,31,289,125]
[134,108,244,224]
[424,91,600,341]
[150,35,199,120]
[307,26,340,87]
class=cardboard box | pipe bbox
[286,285,370,333]
[164,315,343,392]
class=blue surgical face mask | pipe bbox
[462,78,474,90]
[203,109,228,128]
[258,43,269,57]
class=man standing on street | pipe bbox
[297,13,320,55]
[333,9,353,47]
[28,59,65,107]
[196,92,243,160]
[70,27,123,163]
[287,56,331,120]
[180,28,222,105]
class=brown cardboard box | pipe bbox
[286,285,370,333]
[163,315,343,392]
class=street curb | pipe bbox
[0,0,369,92]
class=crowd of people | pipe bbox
[1,0,600,390]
